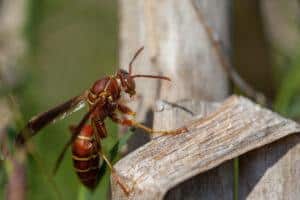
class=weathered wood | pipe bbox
[112,95,300,199]
[239,134,300,199]
[236,2,300,199]
[118,0,232,198]
[216,3,300,198]
[119,0,230,151]
[155,100,233,200]
[146,0,230,102]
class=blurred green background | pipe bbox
[2,0,118,199]
[1,0,300,200]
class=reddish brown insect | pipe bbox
[71,124,100,188]
[16,47,187,193]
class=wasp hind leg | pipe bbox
[91,117,108,140]
[109,113,188,135]
[99,151,133,195]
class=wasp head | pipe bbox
[117,69,136,97]
[116,46,171,97]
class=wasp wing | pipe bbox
[16,93,87,146]
[53,98,105,174]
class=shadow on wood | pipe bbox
[239,134,300,199]
[164,160,233,200]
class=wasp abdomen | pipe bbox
[71,125,100,189]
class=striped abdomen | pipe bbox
[72,125,101,189]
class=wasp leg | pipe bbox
[109,113,188,135]
[118,94,142,104]
[91,116,108,139]
[117,102,136,116]
[98,151,132,195]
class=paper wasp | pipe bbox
[15,47,188,193]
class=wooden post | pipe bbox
[118,0,232,198]
[111,96,300,199]
[239,134,300,199]
[238,1,300,199]
[154,100,232,200]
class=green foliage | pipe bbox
[25,0,44,54]
[3,126,18,156]
[78,186,93,200]
[0,162,7,198]
[274,54,300,118]
[0,0,119,199]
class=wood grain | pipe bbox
[118,0,231,153]
[118,1,233,198]
[239,134,300,199]
[237,2,300,199]
[111,96,300,199]
[155,100,233,200]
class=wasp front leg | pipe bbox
[109,113,188,135]
[117,102,136,116]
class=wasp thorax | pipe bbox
[90,77,111,95]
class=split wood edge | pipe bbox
[111,95,300,200]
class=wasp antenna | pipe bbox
[131,74,171,81]
[129,46,144,74]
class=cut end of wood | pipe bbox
[111,95,300,199]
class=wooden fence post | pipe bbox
[238,1,300,199]
[118,0,232,199]
[112,96,300,199]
